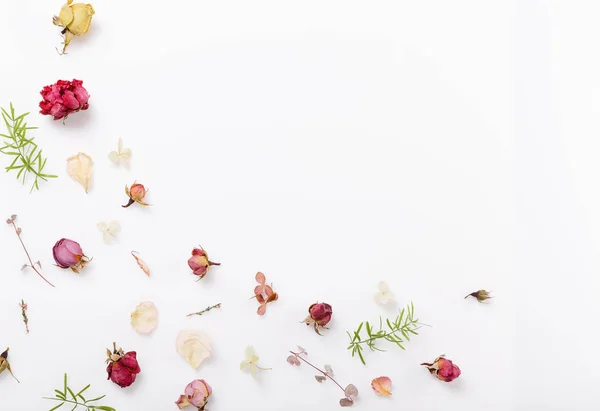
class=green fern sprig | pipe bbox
[347,302,423,365]
[42,373,115,411]
[0,103,57,192]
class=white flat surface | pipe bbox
[0,1,593,410]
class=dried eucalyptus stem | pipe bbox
[6,214,54,287]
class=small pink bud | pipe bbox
[421,355,461,382]
[187,247,220,279]
[302,302,333,335]
[123,182,150,208]
[52,238,90,273]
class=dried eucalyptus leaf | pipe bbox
[339,398,353,407]
[314,375,326,383]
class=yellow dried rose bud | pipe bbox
[53,0,95,54]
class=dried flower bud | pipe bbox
[175,379,212,410]
[52,238,90,273]
[188,247,220,279]
[0,347,19,383]
[123,182,150,208]
[53,0,95,54]
[465,289,492,303]
[421,355,461,382]
[302,302,333,335]
[105,342,141,388]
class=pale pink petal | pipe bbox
[131,251,150,276]
[371,376,392,396]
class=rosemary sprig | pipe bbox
[346,302,422,365]
[0,103,57,192]
[186,303,221,317]
[43,373,115,411]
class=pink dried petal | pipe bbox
[287,355,301,366]
[255,272,266,284]
[257,304,267,316]
[315,375,326,383]
[371,376,392,396]
[131,251,150,276]
[339,398,354,407]
[344,384,358,400]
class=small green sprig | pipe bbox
[0,103,57,192]
[347,302,422,365]
[43,373,115,411]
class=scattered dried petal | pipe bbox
[315,375,326,383]
[339,398,354,407]
[176,329,211,369]
[131,251,150,276]
[130,302,158,334]
[344,384,358,400]
[66,152,93,192]
[371,376,392,396]
[287,355,300,366]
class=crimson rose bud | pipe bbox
[39,79,89,120]
[106,343,141,388]
[187,247,220,279]
[421,355,461,382]
[302,302,333,335]
[52,238,90,273]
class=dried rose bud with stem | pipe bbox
[188,246,220,280]
[122,182,150,208]
[287,346,358,407]
[465,289,492,302]
[0,348,19,383]
[105,342,141,388]
[6,215,54,287]
[302,302,332,335]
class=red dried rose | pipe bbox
[302,302,333,335]
[421,355,461,382]
[39,79,89,120]
[105,342,141,388]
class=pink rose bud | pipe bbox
[302,302,333,335]
[175,379,212,410]
[187,247,220,280]
[105,342,141,388]
[52,238,90,273]
[122,182,150,208]
[421,355,461,382]
[39,79,89,120]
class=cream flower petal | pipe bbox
[130,301,158,334]
[240,346,267,378]
[131,251,150,276]
[66,152,93,192]
[176,329,211,369]
[109,137,132,167]
[374,281,396,306]
[97,220,120,244]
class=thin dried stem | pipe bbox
[289,351,345,393]
[7,218,54,287]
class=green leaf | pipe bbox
[48,402,65,411]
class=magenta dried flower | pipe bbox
[302,302,332,335]
[52,238,90,273]
[421,355,461,382]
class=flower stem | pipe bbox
[290,351,345,393]
[186,303,221,317]
[10,220,54,287]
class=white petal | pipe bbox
[118,137,123,153]
[108,151,119,164]
[245,346,257,361]
[97,222,108,232]
[176,329,211,369]
[108,220,120,234]
[378,281,390,293]
[66,152,93,193]
[131,302,158,334]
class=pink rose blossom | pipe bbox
[52,238,90,273]
[176,379,212,410]
[421,355,461,382]
[39,79,89,120]
[302,302,333,335]
[105,343,141,388]
[188,247,220,279]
